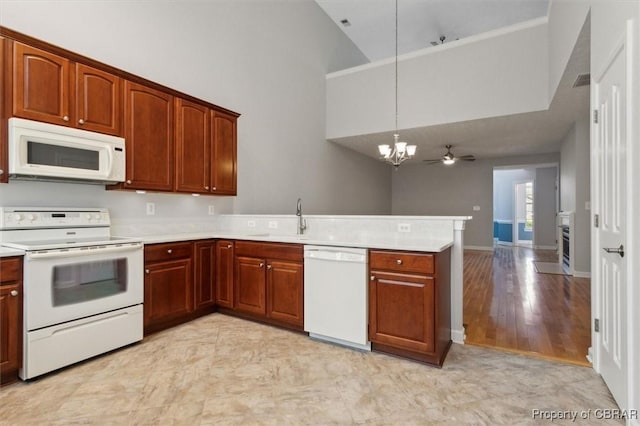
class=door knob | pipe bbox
[603,244,624,258]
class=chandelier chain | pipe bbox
[395,0,398,133]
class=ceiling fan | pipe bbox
[423,145,476,165]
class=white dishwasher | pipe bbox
[304,245,371,351]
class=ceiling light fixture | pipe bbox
[378,0,416,169]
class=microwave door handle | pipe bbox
[27,244,142,260]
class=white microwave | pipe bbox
[8,117,126,184]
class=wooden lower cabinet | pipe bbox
[0,256,23,385]
[144,242,193,333]
[215,240,234,308]
[266,260,303,327]
[231,241,303,330]
[369,248,451,367]
[194,240,215,311]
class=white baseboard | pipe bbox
[464,245,494,251]
[451,328,465,344]
[534,245,557,250]
[497,241,513,246]
[573,270,591,278]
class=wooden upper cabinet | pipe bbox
[12,42,71,125]
[124,81,174,191]
[1,37,7,183]
[212,110,237,195]
[175,98,210,193]
[75,63,122,135]
[11,42,123,135]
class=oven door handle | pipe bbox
[26,243,142,260]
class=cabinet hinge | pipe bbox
[593,109,599,124]
[594,214,599,228]
[594,318,600,333]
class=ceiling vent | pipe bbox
[572,73,590,88]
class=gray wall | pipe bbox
[0,0,391,218]
[560,118,591,273]
[392,153,560,248]
[535,167,559,248]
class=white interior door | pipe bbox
[593,30,629,410]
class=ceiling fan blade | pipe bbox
[430,41,439,46]
[457,155,476,161]
[422,159,442,164]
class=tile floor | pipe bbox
[0,314,621,425]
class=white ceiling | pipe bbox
[316,0,589,162]
[316,0,550,62]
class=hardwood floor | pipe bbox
[463,246,591,366]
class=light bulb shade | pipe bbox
[378,144,391,158]
[395,142,407,154]
[443,158,455,165]
[406,145,417,156]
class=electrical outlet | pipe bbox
[473,205,481,211]
[397,223,411,232]
[146,202,155,216]
[208,205,215,215]
[247,220,256,228]
[268,221,278,229]
[585,201,591,210]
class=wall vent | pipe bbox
[572,73,590,88]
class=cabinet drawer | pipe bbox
[145,242,193,263]
[369,250,434,274]
[235,241,303,262]
[0,257,22,284]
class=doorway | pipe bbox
[514,181,534,247]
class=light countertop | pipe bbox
[0,247,25,258]
[122,231,453,253]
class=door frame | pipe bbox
[590,19,637,413]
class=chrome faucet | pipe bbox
[296,198,307,235]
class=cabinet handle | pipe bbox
[259,262,264,268]
[227,244,232,249]
[0,169,4,175]
[370,275,375,281]
[126,180,132,185]
[167,249,173,254]
[10,290,18,297]
[396,259,403,265]
[267,264,272,270]
[78,119,85,125]
[63,115,69,122]
[212,186,217,191]
[205,186,209,190]
[145,269,150,274]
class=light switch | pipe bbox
[473,205,481,211]
[585,201,591,210]
[146,202,155,216]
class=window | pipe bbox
[524,182,533,231]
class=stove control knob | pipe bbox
[85,214,92,220]
[93,213,101,220]
[27,214,35,221]
[13,213,22,221]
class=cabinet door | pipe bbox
[194,240,215,310]
[76,63,122,136]
[1,37,7,183]
[175,98,210,193]
[12,42,71,125]
[124,81,173,191]
[266,260,303,327]
[215,240,234,308]
[144,259,193,327]
[0,284,21,380]
[369,271,435,354]
[211,110,237,195]
[234,256,266,315]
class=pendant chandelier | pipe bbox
[378,0,416,168]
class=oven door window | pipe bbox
[52,258,127,306]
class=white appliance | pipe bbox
[303,245,370,351]
[0,207,143,380]
[8,117,126,184]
